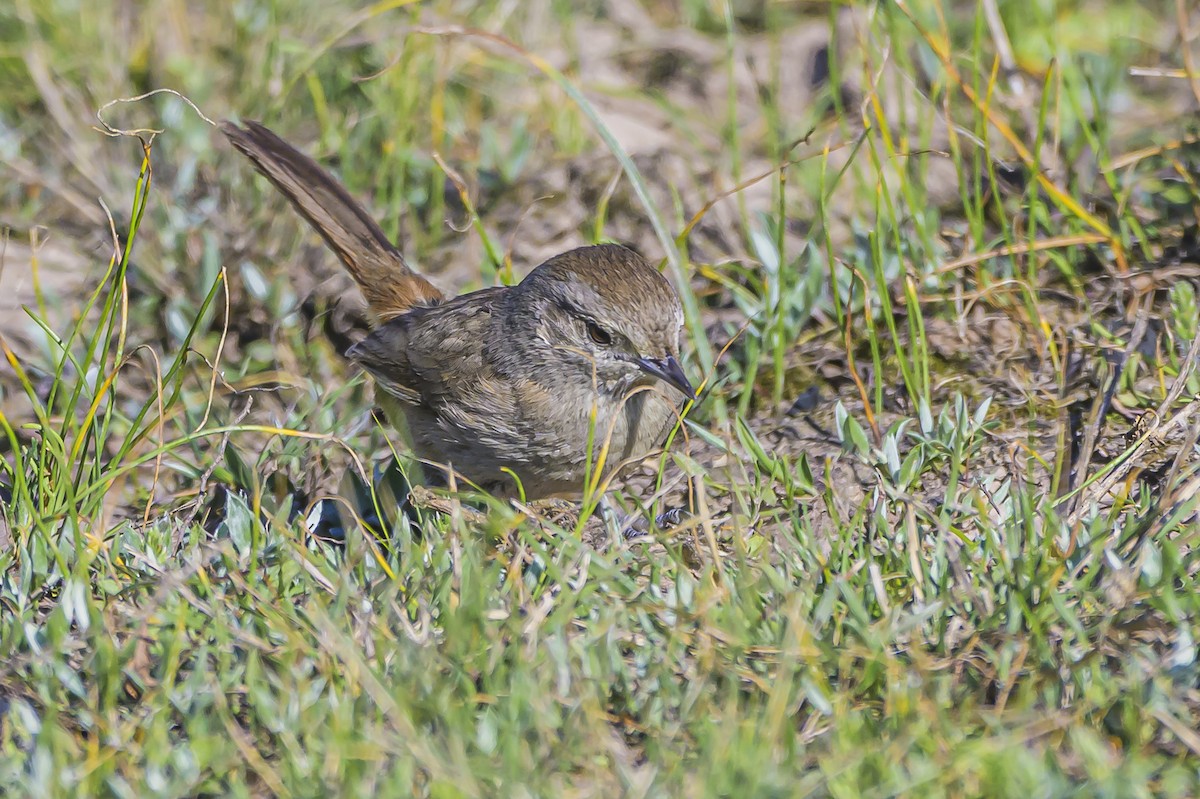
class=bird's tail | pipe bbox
[221,119,443,320]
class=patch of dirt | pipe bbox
[0,233,108,422]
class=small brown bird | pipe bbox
[221,120,695,500]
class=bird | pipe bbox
[221,119,695,501]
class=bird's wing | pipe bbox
[346,288,506,409]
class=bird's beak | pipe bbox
[636,355,697,401]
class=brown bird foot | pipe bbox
[404,485,488,525]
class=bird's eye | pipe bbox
[586,321,612,346]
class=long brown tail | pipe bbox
[220,119,443,320]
